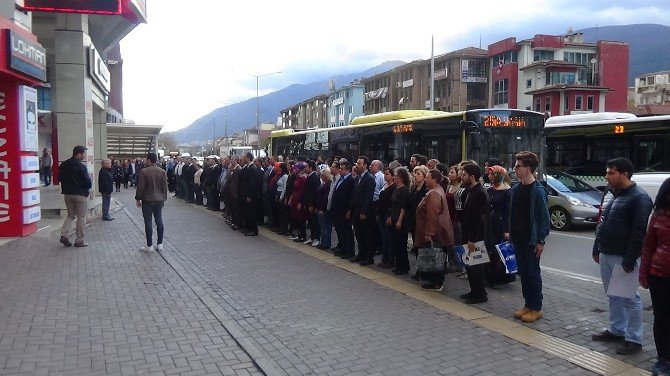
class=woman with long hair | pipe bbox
[486,165,516,286]
[640,177,670,376]
[388,167,412,275]
[409,165,429,279]
[377,167,397,268]
[113,160,124,192]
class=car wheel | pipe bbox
[550,207,571,231]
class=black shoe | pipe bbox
[464,296,488,304]
[102,217,114,221]
[358,259,374,266]
[74,241,89,248]
[616,340,642,355]
[592,330,625,342]
[339,253,352,259]
[410,272,422,281]
[421,283,443,292]
[293,237,306,243]
[459,292,474,299]
[349,255,363,263]
[244,232,258,237]
[330,247,340,253]
[59,236,72,247]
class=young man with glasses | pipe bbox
[509,151,550,323]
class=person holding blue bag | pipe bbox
[509,151,550,323]
[485,165,516,286]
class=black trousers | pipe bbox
[308,212,320,241]
[466,263,487,298]
[353,215,375,262]
[390,226,409,272]
[243,199,258,234]
[333,213,354,257]
[650,274,670,362]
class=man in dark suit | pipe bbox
[332,159,355,259]
[182,157,196,203]
[348,156,377,265]
[239,152,262,236]
[303,160,321,244]
[98,158,114,221]
[206,157,222,211]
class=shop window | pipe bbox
[575,95,583,110]
[587,95,594,110]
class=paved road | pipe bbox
[543,228,600,279]
[0,188,656,375]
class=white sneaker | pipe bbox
[288,235,299,240]
[311,240,320,247]
[302,239,312,245]
[140,245,154,252]
[155,244,163,251]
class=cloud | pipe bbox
[121,0,668,132]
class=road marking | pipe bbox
[542,266,602,284]
[549,232,595,241]
[38,225,51,232]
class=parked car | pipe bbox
[544,171,603,231]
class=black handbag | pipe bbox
[416,242,446,273]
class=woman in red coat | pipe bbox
[289,162,308,243]
[640,178,670,376]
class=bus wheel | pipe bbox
[550,207,571,231]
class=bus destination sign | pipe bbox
[483,115,527,128]
[393,124,414,134]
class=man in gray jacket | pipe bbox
[135,152,168,252]
[591,157,653,355]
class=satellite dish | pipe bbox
[590,58,597,64]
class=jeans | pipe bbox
[649,274,670,362]
[318,211,332,248]
[41,166,51,186]
[141,201,164,247]
[512,236,543,311]
[599,253,643,344]
[376,214,391,262]
[101,193,111,219]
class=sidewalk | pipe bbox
[0,188,654,375]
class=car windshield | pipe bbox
[547,174,593,193]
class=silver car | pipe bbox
[544,171,603,231]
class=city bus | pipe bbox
[545,112,670,198]
[269,109,546,168]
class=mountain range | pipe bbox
[171,23,670,144]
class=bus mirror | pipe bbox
[468,132,481,151]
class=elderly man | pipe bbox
[98,158,114,221]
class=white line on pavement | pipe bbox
[542,266,602,284]
[38,226,51,231]
[549,232,595,241]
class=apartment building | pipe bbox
[488,31,628,116]
[327,80,364,127]
[635,70,670,106]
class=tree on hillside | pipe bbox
[158,132,178,152]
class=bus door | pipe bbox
[421,131,461,167]
[330,127,359,161]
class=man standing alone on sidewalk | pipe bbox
[592,157,653,355]
[59,145,92,247]
[510,151,550,323]
[98,159,114,221]
[135,152,168,252]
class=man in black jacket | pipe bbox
[591,157,653,355]
[459,163,490,304]
[332,160,355,258]
[239,152,262,236]
[348,156,377,265]
[182,158,196,203]
[59,145,92,247]
[207,157,222,211]
[98,159,114,221]
[303,160,321,245]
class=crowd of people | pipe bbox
[54,143,670,376]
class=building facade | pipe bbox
[327,80,364,127]
[635,70,670,106]
[488,32,628,116]
[294,94,328,130]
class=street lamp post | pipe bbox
[251,71,282,151]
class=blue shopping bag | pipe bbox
[495,241,518,274]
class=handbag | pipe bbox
[495,241,518,274]
[417,242,446,273]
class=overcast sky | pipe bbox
[120,0,670,133]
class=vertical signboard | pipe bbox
[0,82,40,236]
[84,79,95,198]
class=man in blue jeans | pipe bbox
[135,152,168,252]
[509,151,550,323]
[591,157,653,355]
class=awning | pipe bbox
[106,123,162,158]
